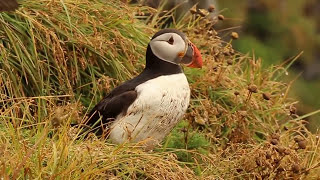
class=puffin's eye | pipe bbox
[167,36,174,45]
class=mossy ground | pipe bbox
[0,0,319,179]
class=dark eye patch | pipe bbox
[167,36,174,45]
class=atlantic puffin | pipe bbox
[0,0,18,11]
[85,28,203,148]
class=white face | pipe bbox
[149,32,187,64]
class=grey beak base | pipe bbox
[180,44,193,65]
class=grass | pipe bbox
[0,0,150,105]
[0,0,319,179]
[218,0,320,131]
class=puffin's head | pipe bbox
[149,29,203,68]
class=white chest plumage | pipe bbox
[108,73,190,147]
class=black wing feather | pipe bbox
[88,90,137,124]
[87,69,155,125]
[86,90,137,135]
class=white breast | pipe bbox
[108,73,190,147]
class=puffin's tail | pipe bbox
[71,111,105,139]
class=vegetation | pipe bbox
[0,0,319,179]
[218,0,320,131]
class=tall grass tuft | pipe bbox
[0,0,151,106]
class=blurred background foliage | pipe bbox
[216,0,320,132]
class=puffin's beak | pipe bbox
[179,40,203,68]
[187,42,203,68]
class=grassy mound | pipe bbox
[0,0,150,103]
[0,0,319,179]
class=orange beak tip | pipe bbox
[187,43,203,68]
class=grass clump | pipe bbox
[0,0,150,104]
[0,0,319,179]
[0,102,195,179]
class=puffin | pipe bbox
[85,28,203,148]
[0,0,18,11]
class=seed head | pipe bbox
[190,7,197,14]
[51,117,60,128]
[292,164,300,173]
[262,93,271,100]
[271,139,279,145]
[229,49,235,55]
[195,117,206,125]
[294,136,303,143]
[223,51,231,56]
[266,152,271,159]
[238,111,247,117]
[227,59,233,65]
[298,140,307,149]
[271,133,280,140]
[255,159,262,166]
[290,106,297,115]
[208,4,215,12]
[231,32,239,39]
[136,11,145,16]
[218,14,225,21]
[234,91,240,96]
[284,149,290,155]
[275,146,285,155]
[248,84,258,93]
[277,166,284,172]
